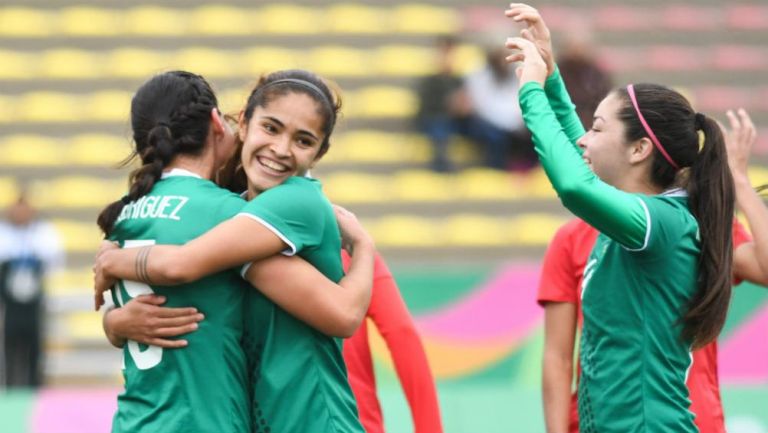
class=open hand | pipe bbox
[505,3,555,76]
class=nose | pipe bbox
[271,134,292,158]
[576,132,588,150]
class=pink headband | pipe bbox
[626,84,680,170]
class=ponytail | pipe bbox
[96,70,218,236]
[683,114,735,349]
[97,125,175,235]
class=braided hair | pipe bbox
[97,71,219,236]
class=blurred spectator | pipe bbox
[459,44,535,171]
[556,25,612,128]
[414,35,464,172]
[0,192,63,388]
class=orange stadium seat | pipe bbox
[51,219,102,253]
[375,45,433,77]
[17,92,79,123]
[172,48,237,79]
[349,86,417,118]
[323,173,392,204]
[68,134,133,166]
[329,131,430,164]
[508,213,568,246]
[0,177,19,207]
[241,47,303,77]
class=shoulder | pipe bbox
[258,177,328,208]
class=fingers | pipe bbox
[737,108,756,144]
[145,337,189,349]
[152,322,200,338]
[132,294,168,306]
[505,53,525,63]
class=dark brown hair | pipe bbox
[97,71,219,235]
[615,84,735,349]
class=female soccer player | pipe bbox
[95,69,371,433]
[507,5,735,432]
[98,70,374,433]
[537,109,768,433]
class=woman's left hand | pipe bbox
[505,35,548,86]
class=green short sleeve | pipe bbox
[236,177,327,255]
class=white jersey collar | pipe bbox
[660,187,687,197]
[161,168,203,179]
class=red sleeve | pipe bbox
[537,220,581,306]
[732,219,753,286]
[732,218,752,249]
[367,253,444,433]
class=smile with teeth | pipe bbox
[257,156,289,173]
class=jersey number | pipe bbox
[115,239,163,370]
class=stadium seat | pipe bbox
[85,91,133,123]
[34,177,124,209]
[325,3,389,34]
[257,5,322,34]
[310,46,371,77]
[0,50,33,79]
[68,134,133,166]
[51,219,102,253]
[59,7,123,37]
[455,169,523,201]
[350,86,417,118]
[368,215,440,247]
[64,312,104,340]
[106,48,170,79]
[0,135,65,166]
[443,215,510,246]
[41,49,102,79]
[0,8,53,37]
[124,5,188,36]
[323,172,391,204]
[0,177,18,207]
[392,170,454,202]
[17,92,79,123]
[509,214,567,246]
[172,48,237,79]
[242,47,302,77]
[375,45,433,77]
[392,4,460,34]
[330,131,430,164]
[47,268,93,296]
[189,5,254,36]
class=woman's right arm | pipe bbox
[510,36,649,250]
[94,215,288,309]
[244,234,375,338]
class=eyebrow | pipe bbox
[593,115,605,122]
[261,115,320,141]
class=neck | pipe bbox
[166,156,215,180]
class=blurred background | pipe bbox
[0,0,766,432]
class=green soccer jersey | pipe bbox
[520,72,699,432]
[109,170,251,433]
[237,176,364,433]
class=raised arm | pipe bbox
[508,36,649,249]
[725,109,768,286]
[506,4,585,146]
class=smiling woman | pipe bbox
[94,69,374,433]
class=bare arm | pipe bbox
[102,294,204,348]
[542,302,578,433]
[246,204,375,337]
[725,109,768,286]
[94,216,286,309]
